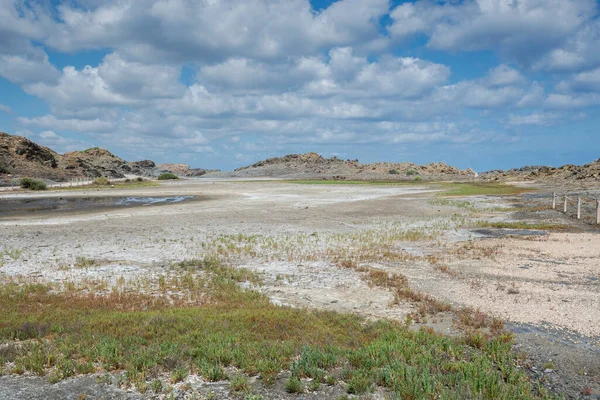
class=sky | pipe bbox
[1,0,600,172]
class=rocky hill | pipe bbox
[157,163,220,177]
[207,152,477,181]
[481,159,600,182]
[0,132,156,181]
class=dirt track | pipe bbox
[1,179,599,398]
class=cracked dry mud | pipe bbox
[1,179,599,399]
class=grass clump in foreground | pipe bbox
[19,177,47,190]
[0,258,548,399]
[158,172,179,180]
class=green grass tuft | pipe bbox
[158,172,179,180]
[19,177,47,190]
[285,376,304,393]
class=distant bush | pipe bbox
[158,172,179,180]
[388,169,399,175]
[93,177,110,185]
[20,177,47,190]
[413,176,423,182]
[0,164,9,174]
[136,177,144,182]
[406,169,418,176]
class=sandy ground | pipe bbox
[1,179,599,398]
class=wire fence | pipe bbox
[552,192,600,224]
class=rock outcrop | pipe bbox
[0,132,156,181]
[157,163,220,177]
[481,160,600,182]
[208,152,477,181]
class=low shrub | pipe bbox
[413,176,423,181]
[20,178,47,190]
[0,164,9,174]
[388,169,399,175]
[285,376,303,393]
[406,169,418,176]
[93,177,110,185]
[158,172,178,180]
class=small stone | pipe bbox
[544,369,554,373]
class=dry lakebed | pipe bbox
[0,179,599,399]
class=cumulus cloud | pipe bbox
[534,21,600,72]
[556,68,600,93]
[16,129,90,153]
[429,65,533,110]
[43,0,388,62]
[506,112,562,126]
[545,93,600,109]
[0,39,60,85]
[389,0,597,66]
[24,53,185,112]
[19,114,116,132]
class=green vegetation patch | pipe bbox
[19,177,47,191]
[158,172,179,180]
[93,177,111,185]
[437,183,533,197]
[0,258,546,398]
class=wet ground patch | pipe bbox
[472,228,548,238]
[0,195,196,216]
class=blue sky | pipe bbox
[1,0,600,171]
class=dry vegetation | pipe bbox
[0,256,549,399]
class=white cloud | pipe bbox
[545,93,600,109]
[0,41,60,85]
[0,103,12,114]
[26,65,135,109]
[43,0,388,62]
[486,64,524,87]
[556,68,600,93]
[506,112,562,126]
[15,129,90,153]
[389,0,597,66]
[429,65,531,110]
[534,20,600,72]
[24,53,185,112]
[19,114,116,133]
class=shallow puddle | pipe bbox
[507,322,600,353]
[0,195,195,215]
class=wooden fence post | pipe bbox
[577,196,581,220]
[564,194,568,213]
[552,192,556,209]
